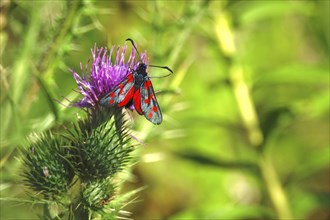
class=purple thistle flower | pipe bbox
[71,43,148,108]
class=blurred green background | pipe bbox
[0,0,329,219]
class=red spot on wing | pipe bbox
[144,98,150,104]
[110,92,115,98]
[151,106,158,112]
[133,89,143,115]
[147,111,153,119]
[118,86,134,107]
[143,80,152,90]
[109,99,114,105]
[127,73,134,83]
[117,84,125,95]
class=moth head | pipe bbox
[136,63,147,74]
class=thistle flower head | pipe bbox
[72,43,148,108]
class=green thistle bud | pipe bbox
[67,109,134,182]
[81,179,115,211]
[21,108,137,218]
[22,132,73,199]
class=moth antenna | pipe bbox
[126,38,173,77]
[148,65,173,74]
[126,38,143,63]
[149,73,173,79]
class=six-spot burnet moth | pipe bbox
[100,38,173,125]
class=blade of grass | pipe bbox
[215,12,293,219]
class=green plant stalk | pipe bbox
[39,0,81,71]
[137,1,207,139]
[215,13,293,219]
[5,4,43,141]
[31,0,82,121]
[1,3,43,144]
[11,4,42,105]
[5,1,82,140]
[14,0,82,129]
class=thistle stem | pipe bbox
[73,205,89,220]
[215,13,293,219]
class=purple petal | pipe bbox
[71,43,148,108]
